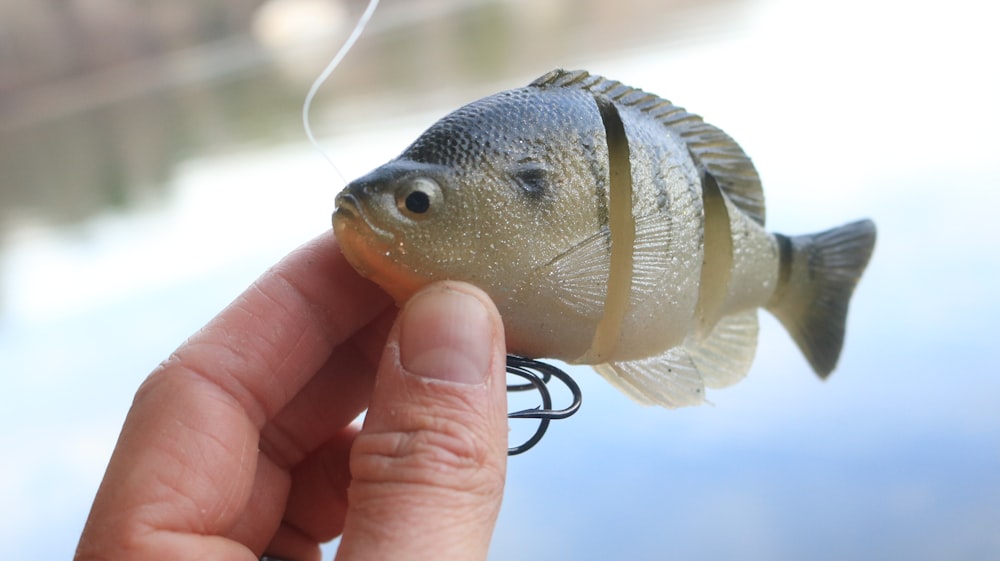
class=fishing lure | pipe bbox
[332,69,876,452]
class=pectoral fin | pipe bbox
[539,228,611,316]
[592,310,760,407]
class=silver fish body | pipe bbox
[333,69,876,407]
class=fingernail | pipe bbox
[400,287,493,385]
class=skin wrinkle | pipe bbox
[348,476,500,531]
[169,293,319,431]
[350,409,500,491]
[174,417,250,528]
[223,296,316,423]
[259,326,386,470]
[266,264,339,344]
[276,427,358,550]
[224,454,291,554]
[389,377,498,462]
[141,469,207,537]
[258,416,306,471]
[393,427,484,475]
[146,365,259,476]
[160,337,271,430]
[132,374,256,535]
[135,529,255,561]
[215,427,254,530]
[342,477,501,561]
[258,352,352,468]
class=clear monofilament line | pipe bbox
[302,0,380,184]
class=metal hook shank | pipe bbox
[505,355,582,455]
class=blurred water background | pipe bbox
[2,0,998,559]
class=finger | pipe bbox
[262,425,360,561]
[246,295,396,560]
[246,310,393,560]
[258,306,396,469]
[165,230,392,429]
[336,282,508,561]
[76,365,270,561]
[76,232,392,560]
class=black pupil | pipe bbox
[405,190,431,214]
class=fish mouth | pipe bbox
[333,191,430,304]
[334,193,358,219]
[333,192,394,243]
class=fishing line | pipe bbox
[301,3,583,456]
[302,0,380,184]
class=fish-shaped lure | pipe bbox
[333,69,876,407]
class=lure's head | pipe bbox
[333,160,461,303]
[333,84,606,305]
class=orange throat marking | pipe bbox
[334,218,430,305]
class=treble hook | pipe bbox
[505,355,582,455]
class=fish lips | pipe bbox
[333,181,396,244]
[332,177,396,278]
[332,191,394,286]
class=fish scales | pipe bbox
[333,69,876,407]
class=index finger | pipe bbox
[164,230,392,428]
[75,231,394,560]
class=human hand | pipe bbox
[74,231,509,561]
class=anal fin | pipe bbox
[592,310,759,408]
[688,310,758,389]
[594,349,705,408]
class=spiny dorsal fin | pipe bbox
[531,69,766,225]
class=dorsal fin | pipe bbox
[531,69,766,225]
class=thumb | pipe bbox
[336,281,508,561]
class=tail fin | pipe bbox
[766,219,876,378]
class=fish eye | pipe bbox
[396,177,441,219]
[405,191,430,213]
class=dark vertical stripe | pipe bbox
[593,157,610,232]
[587,95,635,362]
[774,233,793,289]
[765,232,794,313]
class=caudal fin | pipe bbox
[766,219,876,378]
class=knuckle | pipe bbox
[349,419,502,496]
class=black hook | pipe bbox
[505,355,582,455]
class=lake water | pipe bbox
[2,0,998,559]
